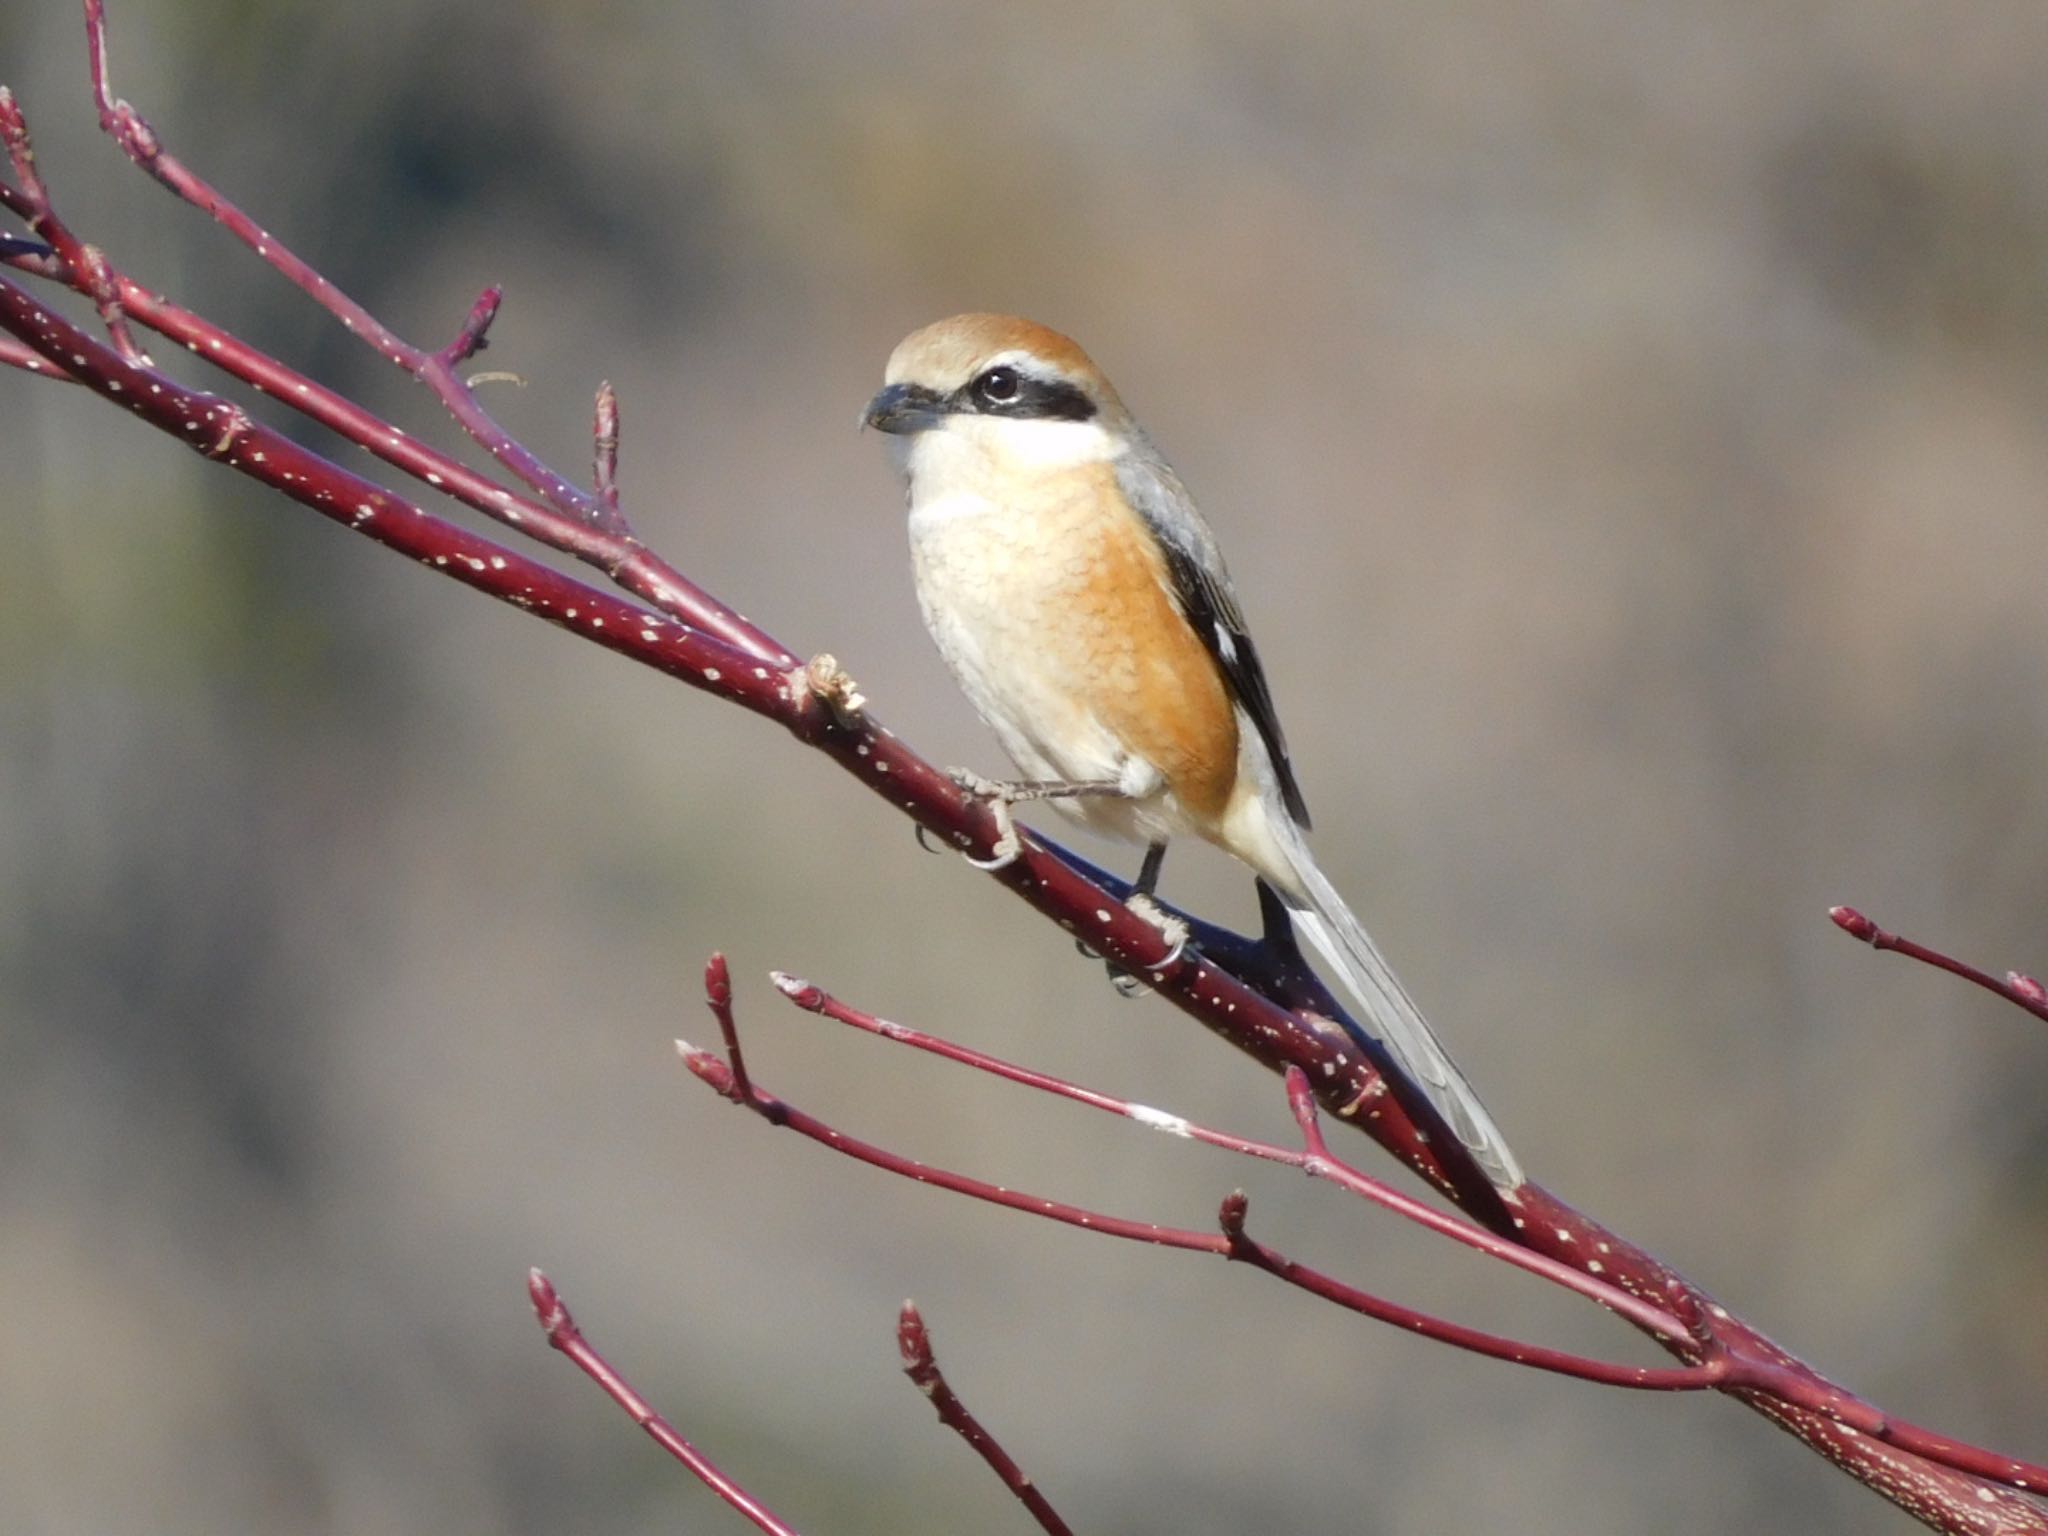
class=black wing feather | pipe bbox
[1117,453,1312,831]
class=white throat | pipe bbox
[901,413,1120,500]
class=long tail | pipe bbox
[1246,806,1525,1193]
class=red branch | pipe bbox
[528,1270,801,1536]
[693,967,2048,1498]
[0,329,74,379]
[592,380,624,528]
[898,1303,1075,1536]
[773,970,1695,1344]
[79,0,786,666]
[1,86,142,362]
[3,11,2042,1530]
[1832,906,2048,1025]
[685,1033,1690,1386]
[529,1267,1076,1536]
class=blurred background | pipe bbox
[4,3,2046,1532]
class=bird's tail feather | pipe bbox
[1263,818,1525,1192]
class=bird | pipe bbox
[864,313,1523,1193]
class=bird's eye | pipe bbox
[974,366,1021,405]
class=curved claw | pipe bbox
[1126,893,1190,968]
[951,776,1022,870]
[962,839,1020,872]
[913,824,946,856]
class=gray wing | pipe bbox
[1115,446,1311,830]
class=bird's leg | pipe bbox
[1069,840,1190,998]
[1122,840,1188,966]
[951,769,1133,807]
[947,768,1130,871]
[1133,840,1168,898]
[949,769,1186,974]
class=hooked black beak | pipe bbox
[862,381,945,435]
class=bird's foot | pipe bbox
[1124,891,1189,967]
[947,767,1008,800]
[948,768,1023,870]
[1074,938,1148,999]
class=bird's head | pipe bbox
[864,314,1131,479]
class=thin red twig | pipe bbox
[746,969,2048,1492]
[772,971,1696,1344]
[898,1303,1075,1536]
[0,86,143,362]
[1832,906,2048,1026]
[0,331,74,379]
[76,4,789,666]
[0,275,772,709]
[527,1270,802,1536]
[703,953,760,1108]
[682,980,1716,1393]
[593,379,623,530]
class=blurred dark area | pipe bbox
[4,4,2046,1533]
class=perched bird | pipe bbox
[865,313,1522,1192]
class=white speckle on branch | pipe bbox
[1127,1103,1193,1138]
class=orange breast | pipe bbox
[1057,465,1240,827]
